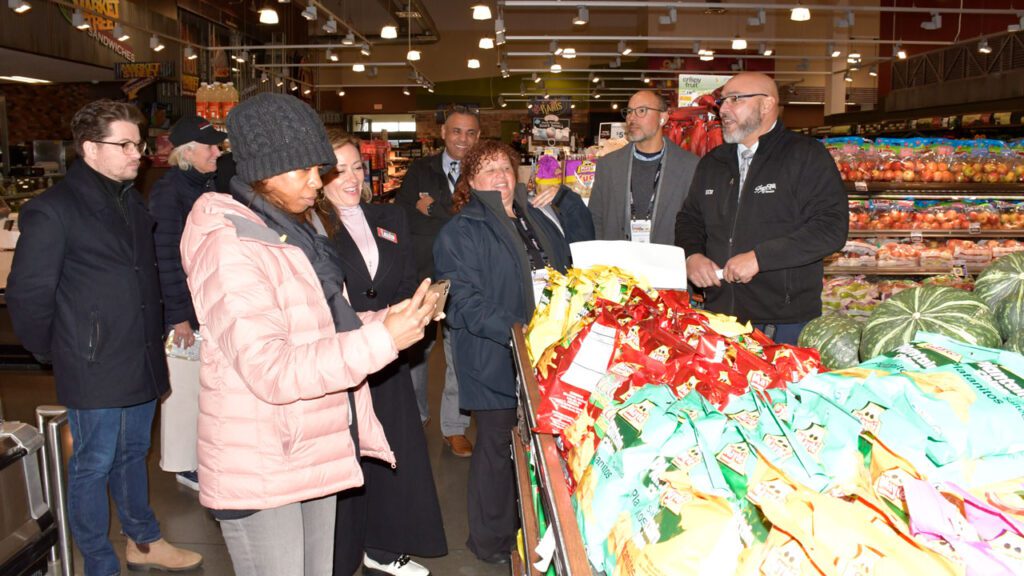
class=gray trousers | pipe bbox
[218,494,337,576]
[410,324,470,436]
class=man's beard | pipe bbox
[722,107,762,144]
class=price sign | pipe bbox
[854,181,869,192]
[952,263,968,278]
[910,230,923,243]
[969,222,981,234]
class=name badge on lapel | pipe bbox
[377,227,398,243]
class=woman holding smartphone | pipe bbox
[318,130,447,576]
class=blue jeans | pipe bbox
[68,399,162,576]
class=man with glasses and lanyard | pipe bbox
[588,89,698,245]
[7,100,203,574]
[675,72,847,345]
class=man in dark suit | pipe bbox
[395,105,480,457]
[588,90,699,245]
[6,100,203,575]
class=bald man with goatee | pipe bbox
[674,72,847,345]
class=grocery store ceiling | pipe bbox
[0,47,114,84]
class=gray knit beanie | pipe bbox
[226,93,335,184]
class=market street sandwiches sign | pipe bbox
[115,62,175,80]
[62,1,136,62]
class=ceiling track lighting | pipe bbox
[495,16,505,35]
[732,36,747,50]
[610,56,621,68]
[402,87,410,96]
[978,38,992,54]
[342,31,355,45]
[468,58,481,69]
[828,42,840,58]
[360,42,371,57]
[300,5,316,21]
[572,5,588,26]
[112,23,130,41]
[471,4,491,21]
[303,87,311,95]
[758,43,771,56]
[641,73,649,84]
[323,18,337,34]
[495,30,506,45]
[337,89,345,96]
[8,0,31,14]
[380,25,397,39]
[593,92,601,99]
[747,8,765,27]
[835,10,854,28]
[617,40,631,56]
[258,5,279,24]
[868,65,878,77]
[260,71,269,83]
[72,9,89,30]
[326,48,337,62]
[611,103,618,110]
[658,7,677,25]
[549,39,561,55]
[367,66,379,78]
[843,72,853,83]
[184,46,196,60]
[149,34,164,51]
[921,12,942,30]
[275,78,284,87]
[895,42,907,59]
[790,3,810,22]
[289,82,297,91]
[498,96,507,108]
[532,72,540,83]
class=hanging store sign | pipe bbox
[677,74,728,107]
[528,97,571,118]
[115,62,175,79]
[61,1,136,62]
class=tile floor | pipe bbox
[1,339,512,576]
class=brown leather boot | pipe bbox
[126,538,203,572]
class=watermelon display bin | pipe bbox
[511,264,1024,576]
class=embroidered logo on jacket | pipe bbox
[705,189,715,195]
[753,183,776,194]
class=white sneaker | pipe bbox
[363,553,430,576]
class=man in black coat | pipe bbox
[675,73,848,345]
[395,106,480,456]
[6,100,203,575]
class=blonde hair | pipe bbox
[167,142,197,170]
[325,129,372,202]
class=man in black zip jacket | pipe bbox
[674,72,847,345]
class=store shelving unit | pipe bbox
[834,181,1024,278]
[511,324,591,576]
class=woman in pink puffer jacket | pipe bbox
[179,93,438,576]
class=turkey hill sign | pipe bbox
[61,1,136,62]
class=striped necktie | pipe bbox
[447,161,458,192]
[738,149,754,191]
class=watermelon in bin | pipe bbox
[859,286,1001,360]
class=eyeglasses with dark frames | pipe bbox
[714,93,769,107]
[621,106,667,119]
[91,140,148,155]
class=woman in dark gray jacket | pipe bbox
[147,115,225,490]
[433,141,571,565]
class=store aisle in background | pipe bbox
[0,337,511,576]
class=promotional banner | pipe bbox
[529,98,572,143]
[677,74,729,107]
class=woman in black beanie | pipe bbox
[180,93,439,576]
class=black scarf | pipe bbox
[230,176,362,332]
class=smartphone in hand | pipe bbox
[427,279,451,320]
